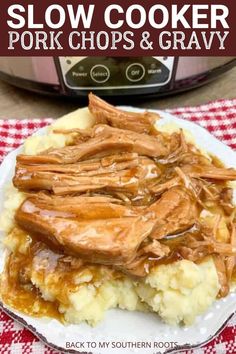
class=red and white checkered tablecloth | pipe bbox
[0,99,236,354]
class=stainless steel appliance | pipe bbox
[0,56,234,97]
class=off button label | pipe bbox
[126,63,145,82]
[90,65,110,83]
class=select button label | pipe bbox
[90,65,110,83]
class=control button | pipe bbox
[90,65,110,83]
[126,63,145,82]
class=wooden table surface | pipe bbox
[0,67,235,119]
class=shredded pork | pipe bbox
[12,94,236,297]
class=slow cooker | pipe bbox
[0,56,235,98]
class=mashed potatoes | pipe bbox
[23,107,95,155]
[35,258,219,327]
[0,107,221,326]
[3,226,219,326]
[0,184,25,234]
[136,258,219,326]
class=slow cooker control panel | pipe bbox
[57,57,175,90]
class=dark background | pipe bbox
[2,0,236,56]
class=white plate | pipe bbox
[0,108,236,354]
